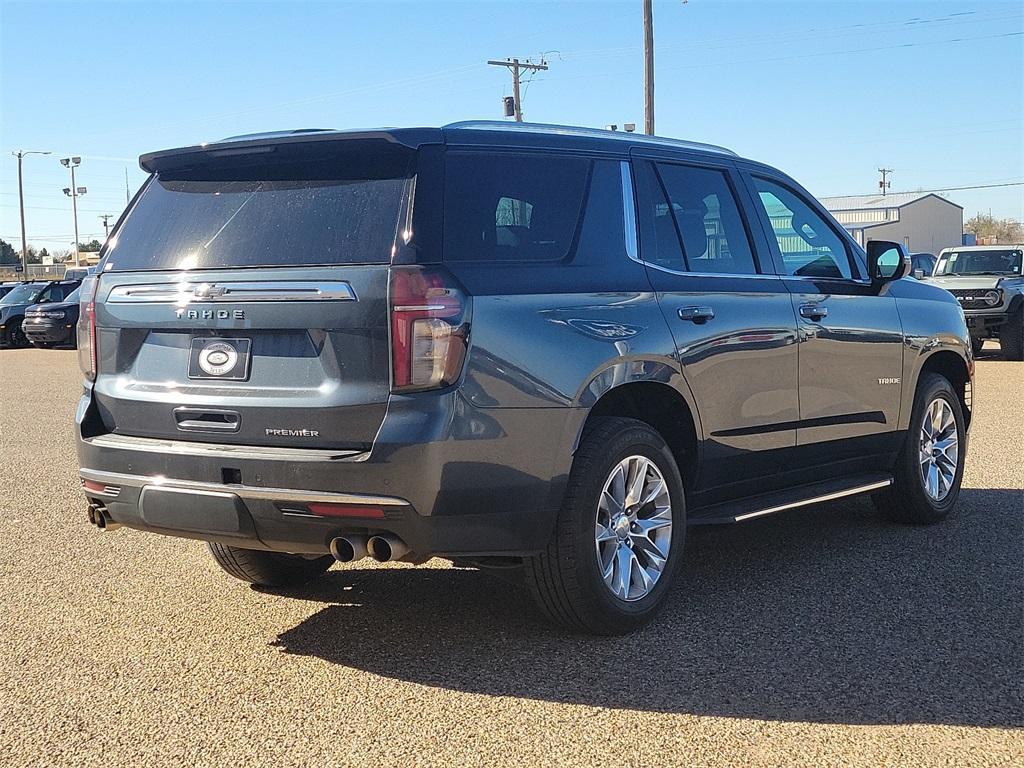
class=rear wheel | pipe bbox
[998,307,1023,361]
[525,417,686,635]
[207,543,333,587]
[873,372,965,524]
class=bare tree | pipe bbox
[965,213,1024,244]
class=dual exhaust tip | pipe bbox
[330,534,408,563]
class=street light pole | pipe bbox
[11,150,51,274]
[60,157,84,267]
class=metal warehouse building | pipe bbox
[820,192,963,254]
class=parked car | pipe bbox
[0,281,23,300]
[23,286,81,348]
[924,245,1023,359]
[76,122,973,634]
[910,252,937,278]
[64,266,98,282]
[0,279,81,348]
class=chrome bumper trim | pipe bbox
[83,432,368,462]
[79,468,408,507]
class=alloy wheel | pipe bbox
[595,455,673,602]
[918,397,959,501]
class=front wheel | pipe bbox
[207,543,333,587]
[525,417,686,635]
[998,308,1023,361]
[873,372,966,524]
[6,321,29,348]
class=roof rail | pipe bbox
[443,120,737,156]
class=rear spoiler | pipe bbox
[139,127,443,173]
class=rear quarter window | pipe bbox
[443,152,589,262]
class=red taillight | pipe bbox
[77,275,98,381]
[389,266,469,392]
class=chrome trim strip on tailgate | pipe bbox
[83,432,368,462]
[106,281,357,304]
[80,468,408,507]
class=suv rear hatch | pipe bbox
[91,136,420,451]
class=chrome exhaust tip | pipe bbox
[330,535,368,563]
[367,534,409,563]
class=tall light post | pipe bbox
[11,150,52,274]
[60,157,86,267]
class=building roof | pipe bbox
[820,192,962,211]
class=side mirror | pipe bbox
[867,240,910,284]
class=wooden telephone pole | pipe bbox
[643,0,655,134]
[487,57,548,121]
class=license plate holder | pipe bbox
[188,337,252,381]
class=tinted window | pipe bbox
[0,284,44,305]
[104,154,412,271]
[935,248,1022,276]
[656,163,758,274]
[753,177,852,279]
[444,153,588,262]
[635,162,685,269]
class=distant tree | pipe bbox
[77,239,103,253]
[52,249,72,263]
[0,239,17,265]
[25,246,40,264]
[965,213,1024,244]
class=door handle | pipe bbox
[799,304,828,321]
[678,306,715,324]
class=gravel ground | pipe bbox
[0,346,1021,767]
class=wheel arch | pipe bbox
[915,349,973,429]
[573,376,702,493]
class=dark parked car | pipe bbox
[23,286,81,348]
[923,245,1023,359]
[76,123,973,634]
[910,252,937,278]
[0,280,81,348]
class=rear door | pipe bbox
[91,140,416,451]
[631,156,800,497]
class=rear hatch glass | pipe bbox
[92,142,414,451]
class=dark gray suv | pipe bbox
[76,122,973,634]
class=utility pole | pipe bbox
[878,167,893,196]
[99,214,115,240]
[11,150,51,273]
[643,0,655,134]
[60,157,85,267]
[487,57,548,121]
[125,167,131,205]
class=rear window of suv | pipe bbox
[104,153,412,271]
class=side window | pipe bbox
[635,161,685,270]
[753,177,853,279]
[39,285,59,302]
[443,152,589,262]
[656,163,759,274]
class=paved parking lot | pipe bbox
[1,346,1021,767]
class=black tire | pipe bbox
[524,417,686,635]
[207,542,333,587]
[998,307,1023,361]
[873,372,966,524]
[970,336,985,357]
[6,320,29,348]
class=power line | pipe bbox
[824,181,1024,198]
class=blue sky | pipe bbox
[1,0,1021,253]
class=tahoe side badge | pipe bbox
[188,337,252,381]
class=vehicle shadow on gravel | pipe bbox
[272,488,1023,727]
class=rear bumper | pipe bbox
[76,390,582,558]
